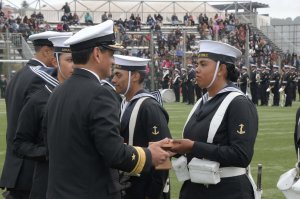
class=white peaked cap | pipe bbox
[114,55,150,71]
[64,20,123,51]
[29,31,73,47]
[198,40,242,64]
[48,36,72,53]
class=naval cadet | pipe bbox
[13,35,74,199]
[112,54,172,199]
[239,66,248,94]
[249,64,258,105]
[44,20,170,199]
[181,68,188,103]
[172,68,181,102]
[0,31,72,199]
[271,65,280,106]
[170,40,258,199]
[186,64,195,105]
[260,65,269,106]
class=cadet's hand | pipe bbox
[148,138,171,167]
[170,139,194,154]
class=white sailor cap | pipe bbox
[198,40,242,64]
[273,65,279,68]
[113,55,150,71]
[284,65,290,68]
[29,31,73,47]
[242,66,247,70]
[48,36,72,53]
[64,20,123,52]
[266,67,271,70]
[181,68,187,71]
[250,64,257,67]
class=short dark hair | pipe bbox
[34,45,53,53]
[132,70,146,84]
[72,46,111,65]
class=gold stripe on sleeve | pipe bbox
[129,147,146,175]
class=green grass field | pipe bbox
[0,98,299,199]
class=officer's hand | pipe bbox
[170,139,194,154]
[148,138,171,167]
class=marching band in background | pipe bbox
[164,62,299,107]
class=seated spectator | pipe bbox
[146,14,155,26]
[67,13,73,24]
[183,13,189,26]
[16,16,21,24]
[85,12,93,25]
[129,13,135,21]
[73,13,79,25]
[23,15,28,24]
[56,23,63,32]
[156,13,163,24]
[101,12,108,22]
[36,12,44,23]
[63,22,70,32]
[201,28,212,40]
[61,13,68,22]
[171,13,179,26]
[189,14,194,26]
[31,12,36,19]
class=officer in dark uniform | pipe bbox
[250,64,258,105]
[239,66,248,94]
[290,66,297,101]
[162,67,170,89]
[181,68,188,103]
[170,40,258,199]
[187,64,195,105]
[112,54,172,199]
[172,68,181,102]
[44,20,170,199]
[271,65,280,106]
[13,36,74,199]
[260,65,269,106]
[284,66,293,107]
[0,31,71,199]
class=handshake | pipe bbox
[148,138,194,169]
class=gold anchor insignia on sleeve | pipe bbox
[132,153,136,161]
[152,126,160,135]
[237,124,246,134]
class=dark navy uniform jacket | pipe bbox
[0,59,58,191]
[44,68,152,199]
[120,90,171,199]
[180,84,258,199]
[13,85,54,199]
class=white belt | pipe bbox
[220,167,247,178]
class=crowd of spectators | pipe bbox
[1,7,299,90]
